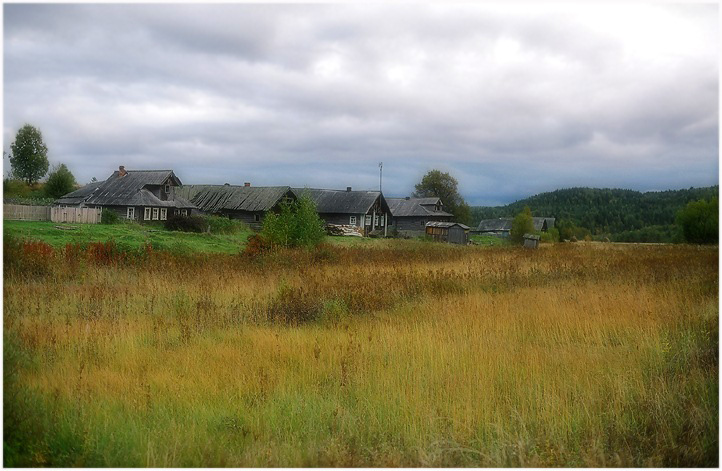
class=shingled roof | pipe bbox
[476,217,556,232]
[387,197,453,217]
[176,185,293,213]
[56,170,193,208]
[291,188,390,215]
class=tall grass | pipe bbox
[3,240,718,466]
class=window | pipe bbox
[160,208,167,220]
[144,207,151,220]
[152,208,159,220]
[254,214,260,222]
[374,215,379,226]
[349,216,356,225]
[165,184,170,194]
[127,207,135,220]
[420,220,425,226]
[181,209,187,216]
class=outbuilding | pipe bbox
[523,233,541,248]
[425,221,470,245]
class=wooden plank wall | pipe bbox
[3,204,52,221]
[50,207,102,224]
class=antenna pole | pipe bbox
[379,162,383,193]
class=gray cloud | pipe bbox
[3,3,718,206]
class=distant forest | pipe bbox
[470,186,719,242]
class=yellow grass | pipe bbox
[3,242,718,466]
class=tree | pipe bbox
[43,164,77,199]
[676,198,718,244]
[413,169,471,224]
[261,193,326,249]
[510,206,534,244]
[9,124,49,185]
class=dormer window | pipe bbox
[165,184,170,194]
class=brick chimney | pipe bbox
[346,186,352,192]
[244,182,251,187]
[118,166,127,177]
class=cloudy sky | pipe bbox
[3,3,718,206]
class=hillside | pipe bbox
[470,186,719,236]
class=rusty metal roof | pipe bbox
[291,188,390,215]
[56,170,193,208]
[387,197,453,217]
[176,185,293,213]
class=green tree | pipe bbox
[413,169,471,224]
[43,164,77,199]
[510,206,534,244]
[261,193,325,249]
[9,124,49,185]
[676,198,718,244]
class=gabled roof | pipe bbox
[476,217,556,232]
[291,188,390,215]
[176,185,293,213]
[56,170,193,208]
[387,197,453,217]
[426,221,470,230]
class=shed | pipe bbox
[387,197,453,237]
[425,221,470,245]
[523,233,541,249]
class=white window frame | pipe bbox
[165,184,170,194]
[349,216,357,225]
[126,207,135,220]
[144,207,151,221]
[174,209,180,215]
[160,208,167,220]
[152,208,159,220]
[181,209,187,216]
[374,215,379,226]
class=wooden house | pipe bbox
[292,187,391,237]
[475,217,555,237]
[175,183,296,230]
[425,221,470,244]
[386,197,453,237]
[55,166,195,222]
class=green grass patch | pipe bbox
[470,234,511,247]
[3,220,251,255]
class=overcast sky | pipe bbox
[3,3,718,206]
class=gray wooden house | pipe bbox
[475,217,555,237]
[292,187,391,236]
[55,166,195,222]
[425,221,470,245]
[387,197,453,237]
[175,183,296,230]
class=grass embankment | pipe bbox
[3,241,718,466]
[3,220,251,254]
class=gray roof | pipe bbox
[476,216,556,232]
[176,185,293,213]
[56,170,194,208]
[387,197,453,217]
[426,221,470,230]
[291,188,389,215]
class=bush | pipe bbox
[101,209,120,225]
[164,214,208,233]
[676,198,718,244]
[203,215,248,235]
[510,206,534,244]
[261,193,325,249]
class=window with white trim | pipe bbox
[374,215,379,226]
[181,209,187,216]
[349,216,356,225]
[144,207,151,220]
[152,208,159,220]
[127,207,135,220]
[165,184,170,194]
[160,208,167,220]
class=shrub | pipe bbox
[676,198,718,244]
[510,207,534,245]
[203,215,248,235]
[261,193,325,249]
[243,234,273,257]
[101,209,120,225]
[164,214,208,233]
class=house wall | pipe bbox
[392,215,451,237]
[448,226,468,245]
[320,213,364,227]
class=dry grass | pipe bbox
[3,241,718,466]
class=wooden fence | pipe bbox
[3,204,102,224]
[3,204,51,221]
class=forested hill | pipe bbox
[470,186,718,234]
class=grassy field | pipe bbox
[3,236,718,466]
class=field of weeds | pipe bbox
[3,239,718,466]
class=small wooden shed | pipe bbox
[523,233,541,248]
[425,221,470,245]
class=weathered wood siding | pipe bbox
[320,213,364,227]
[50,207,102,224]
[3,204,52,221]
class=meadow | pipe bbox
[3,236,718,467]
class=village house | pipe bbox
[475,217,556,237]
[386,197,453,237]
[175,183,296,230]
[55,166,195,222]
[292,187,391,236]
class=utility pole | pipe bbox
[379,162,383,193]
